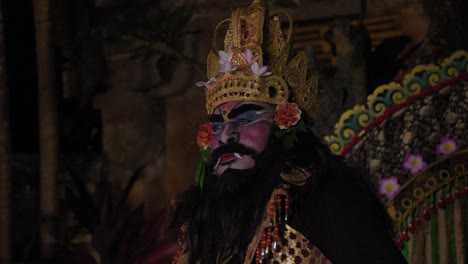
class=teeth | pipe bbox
[214,158,221,169]
[234,152,242,159]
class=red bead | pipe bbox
[437,199,446,209]
[413,218,422,226]
[454,191,461,199]
[407,224,415,234]
[396,240,404,250]
[428,205,437,214]
[421,210,430,220]
[444,195,453,204]
[401,232,409,241]
[463,186,468,196]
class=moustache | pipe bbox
[210,143,257,166]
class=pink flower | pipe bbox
[403,154,428,175]
[195,77,216,88]
[436,136,459,156]
[242,49,260,64]
[274,102,302,129]
[196,123,212,150]
[379,176,401,200]
[251,61,271,77]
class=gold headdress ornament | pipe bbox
[202,0,319,116]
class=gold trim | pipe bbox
[386,150,468,227]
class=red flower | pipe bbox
[196,123,212,150]
[274,102,302,129]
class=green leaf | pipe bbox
[195,157,207,189]
[282,128,299,150]
[296,120,307,132]
[274,129,286,138]
[195,148,211,189]
[201,148,211,162]
[283,133,297,150]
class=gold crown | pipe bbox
[203,0,319,116]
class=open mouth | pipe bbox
[215,152,244,168]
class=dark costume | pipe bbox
[174,142,406,263]
[172,1,407,263]
[291,164,406,263]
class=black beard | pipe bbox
[204,167,259,196]
[206,140,278,196]
[182,140,282,264]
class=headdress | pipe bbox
[200,0,319,117]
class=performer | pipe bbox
[172,1,407,263]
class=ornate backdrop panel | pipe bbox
[325,50,468,264]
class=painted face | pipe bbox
[210,101,275,176]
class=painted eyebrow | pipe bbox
[209,115,223,122]
[209,104,265,122]
[227,104,265,119]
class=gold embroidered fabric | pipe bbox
[267,225,332,264]
[244,186,331,264]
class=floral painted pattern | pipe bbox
[379,176,401,200]
[403,154,428,175]
[436,136,459,156]
[342,81,466,202]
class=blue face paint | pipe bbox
[211,111,271,134]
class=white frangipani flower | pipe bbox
[242,49,260,64]
[195,77,216,88]
[251,61,271,77]
[218,48,238,73]
[219,61,238,73]
[218,48,233,65]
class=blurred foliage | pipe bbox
[274,0,300,8]
[103,3,204,81]
[119,6,192,44]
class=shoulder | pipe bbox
[294,164,377,230]
[290,162,407,264]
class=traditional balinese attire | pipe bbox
[174,1,407,263]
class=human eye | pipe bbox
[235,112,258,126]
[211,123,224,134]
[237,118,252,126]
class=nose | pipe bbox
[219,122,239,145]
